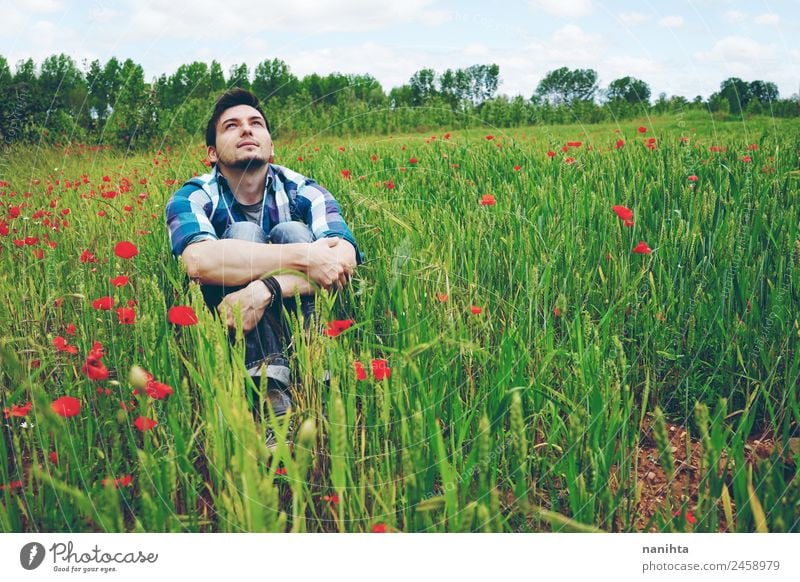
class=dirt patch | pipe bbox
[634,415,789,532]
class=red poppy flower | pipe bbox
[371,359,391,381]
[547,150,556,158]
[566,141,582,148]
[145,380,173,400]
[114,241,138,259]
[485,135,494,141]
[92,296,114,310]
[408,157,418,164]
[53,335,78,354]
[633,241,652,255]
[3,401,32,418]
[353,361,368,381]
[564,157,576,164]
[741,156,752,163]
[615,139,625,149]
[436,293,448,303]
[168,305,199,326]
[340,169,351,179]
[88,341,105,360]
[371,523,388,533]
[49,451,58,464]
[324,319,355,337]
[323,493,340,504]
[275,467,287,476]
[110,275,129,287]
[134,416,157,432]
[66,323,76,335]
[687,175,698,182]
[116,307,136,324]
[384,180,395,190]
[637,126,647,133]
[612,205,633,221]
[470,305,482,315]
[553,307,561,317]
[513,164,521,171]
[80,249,98,263]
[102,474,133,488]
[51,396,81,418]
[82,356,109,381]
[480,194,496,206]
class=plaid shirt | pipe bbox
[165,164,362,261]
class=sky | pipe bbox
[1,0,798,101]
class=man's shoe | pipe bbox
[265,415,295,451]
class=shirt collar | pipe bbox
[213,165,274,206]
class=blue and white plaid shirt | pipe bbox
[165,164,362,261]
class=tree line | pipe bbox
[0,54,797,148]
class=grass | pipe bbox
[0,113,798,532]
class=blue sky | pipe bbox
[1,0,798,100]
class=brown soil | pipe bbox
[634,414,793,532]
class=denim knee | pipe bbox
[223,221,268,243]
[269,221,315,244]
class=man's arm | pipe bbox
[182,236,352,289]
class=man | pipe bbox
[165,88,361,431]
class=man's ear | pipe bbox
[207,146,218,163]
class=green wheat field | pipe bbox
[1,112,798,533]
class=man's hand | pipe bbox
[219,280,272,333]
[306,237,356,290]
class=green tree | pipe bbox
[718,77,752,115]
[408,68,437,106]
[606,76,651,105]
[535,67,598,105]
[749,80,778,105]
[227,63,251,90]
[252,59,299,105]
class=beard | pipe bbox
[227,156,268,170]
[216,146,270,171]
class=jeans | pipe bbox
[202,221,315,417]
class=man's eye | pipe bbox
[225,123,236,130]
[252,120,263,126]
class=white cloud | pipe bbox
[25,0,62,13]
[695,36,777,65]
[126,0,451,37]
[463,43,489,57]
[658,15,684,29]
[754,13,780,25]
[617,12,650,26]
[724,10,746,23]
[549,24,604,53]
[529,0,592,18]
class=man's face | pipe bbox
[208,104,274,171]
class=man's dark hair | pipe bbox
[205,88,271,147]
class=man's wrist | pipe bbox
[249,279,273,309]
[283,242,309,272]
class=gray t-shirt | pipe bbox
[239,199,265,227]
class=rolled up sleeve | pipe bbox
[165,184,218,257]
[297,179,364,264]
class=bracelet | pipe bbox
[260,276,282,311]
